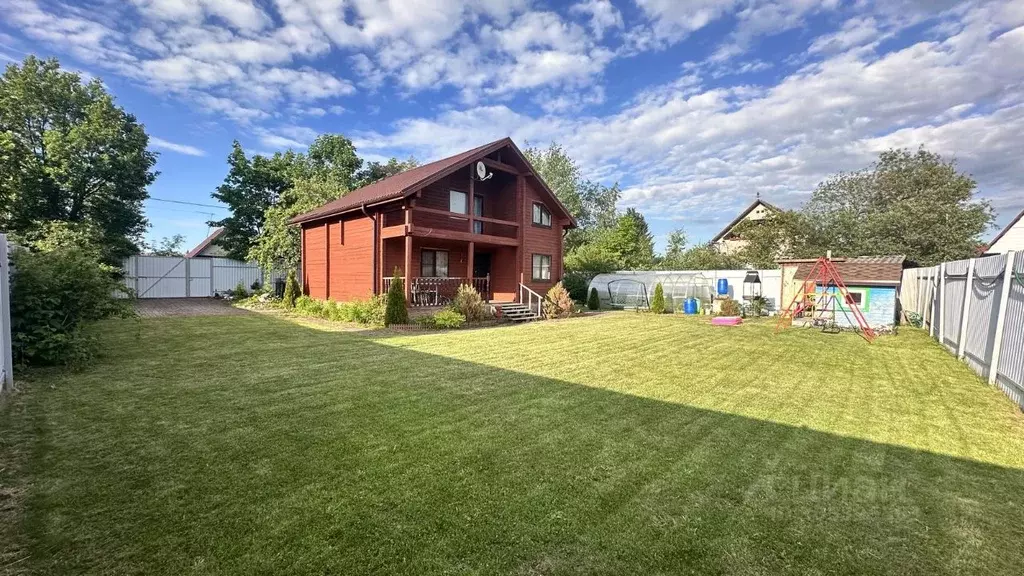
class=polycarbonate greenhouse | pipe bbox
[587,269,783,311]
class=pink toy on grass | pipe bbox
[711,316,743,326]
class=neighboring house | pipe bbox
[985,208,1024,254]
[185,227,230,258]
[291,138,576,306]
[778,255,906,329]
[711,197,781,255]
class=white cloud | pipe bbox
[150,136,206,156]
[570,0,624,39]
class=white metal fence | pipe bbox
[901,251,1023,407]
[0,234,13,392]
[123,255,284,299]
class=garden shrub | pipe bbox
[561,271,592,302]
[432,308,466,329]
[288,295,386,326]
[749,295,769,317]
[282,270,299,309]
[586,287,600,311]
[295,295,324,316]
[453,283,487,321]
[543,282,574,319]
[231,281,248,299]
[718,298,741,317]
[650,283,666,314]
[10,241,133,366]
[384,272,409,326]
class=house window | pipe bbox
[532,203,551,227]
[421,249,449,278]
[450,190,468,214]
[844,292,862,305]
[532,254,551,281]
[841,288,870,311]
[473,194,484,234]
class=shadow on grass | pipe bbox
[6,312,1024,575]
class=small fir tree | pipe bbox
[587,287,600,310]
[282,270,299,309]
[384,271,409,326]
[650,283,666,314]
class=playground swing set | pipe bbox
[774,256,877,343]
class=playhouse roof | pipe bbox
[793,255,906,286]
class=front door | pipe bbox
[473,252,491,279]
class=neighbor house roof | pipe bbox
[290,137,576,227]
[793,255,906,286]
[987,207,1024,251]
[710,198,781,243]
[185,227,224,258]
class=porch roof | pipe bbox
[290,137,577,227]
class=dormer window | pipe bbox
[532,203,551,227]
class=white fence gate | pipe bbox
[123,255,282,299]
[901,251,1023,407]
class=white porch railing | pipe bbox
[519,283,545,318]
[382,276,490,306]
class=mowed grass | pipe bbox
[3,312,1024,575]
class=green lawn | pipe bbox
[3,312,1024,575]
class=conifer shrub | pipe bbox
[384,271,409,326]
[587,287,600,311]
[650,283,666,314]
[282,270,299,309]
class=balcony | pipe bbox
[381,206,519,246]
[382,276,491,306]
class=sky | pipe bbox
[1,0,1023,253]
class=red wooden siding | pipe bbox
[302,214,375,302]
[303,224,327,299]
[521,177,563,294]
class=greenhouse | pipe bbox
[587,269,782,312]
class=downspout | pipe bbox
[362,204,379,295]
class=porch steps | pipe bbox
[496,303,541,322]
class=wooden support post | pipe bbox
[468,166,475,234]
[989,251,1016,385]
[957,258,975,359]
[467,241,475,285]
[937,263,946,342]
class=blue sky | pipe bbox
[2,0,1023,253]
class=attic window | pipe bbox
[449,190,468,214]
[532,203,551,227]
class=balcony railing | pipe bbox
[382,276,490,306]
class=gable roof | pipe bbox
[185,227,224,258]
[291,137,576,227]
[710,198,781,243]
[794,255,906,286]
[988,207,1024,248]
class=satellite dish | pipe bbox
[476,161,488,180]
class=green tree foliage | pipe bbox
[0,56,157,263]
[384,272,409,326]
[731,211,810,269]
[211,134,361,260]
[148,234,186,256]
[607,208,654,269]
[650,283,666,314]
[10,225,133,365]
[249,174,345,274]
[587,287,600,310]
[673,242,745,270]
[354,157,418,188]
[282,270,299,309]
[658,228,688,269]
[799,148,991,265]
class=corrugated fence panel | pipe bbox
[189,258,212,297]
[996,253,1024,404]
[941,259,969,352]
[211,258,264,294]
[134,256,188,298]
[963,255,1006,378]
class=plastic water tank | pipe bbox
[716,278,729,296]
[684,298,698,315]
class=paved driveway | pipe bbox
[136,298,249,318]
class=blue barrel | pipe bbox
[684,298,698,315]
[716,278,729,296]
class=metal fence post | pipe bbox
[957,258,975,359]
[184,257,191,298]
[0,234,12,391]
[989,251,1016,386]
[937,263,946,343]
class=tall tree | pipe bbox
[659,228,688,269]
[148,234,186,256]
[249,175,346,274]
[802,148,992,265]
[0,56,157,262]
[607,208,655,269]
[354,157,418,188]
[210,134,362,260]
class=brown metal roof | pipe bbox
[794,255,906,286]
[185,227,224,258]
[291,137,576,227]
